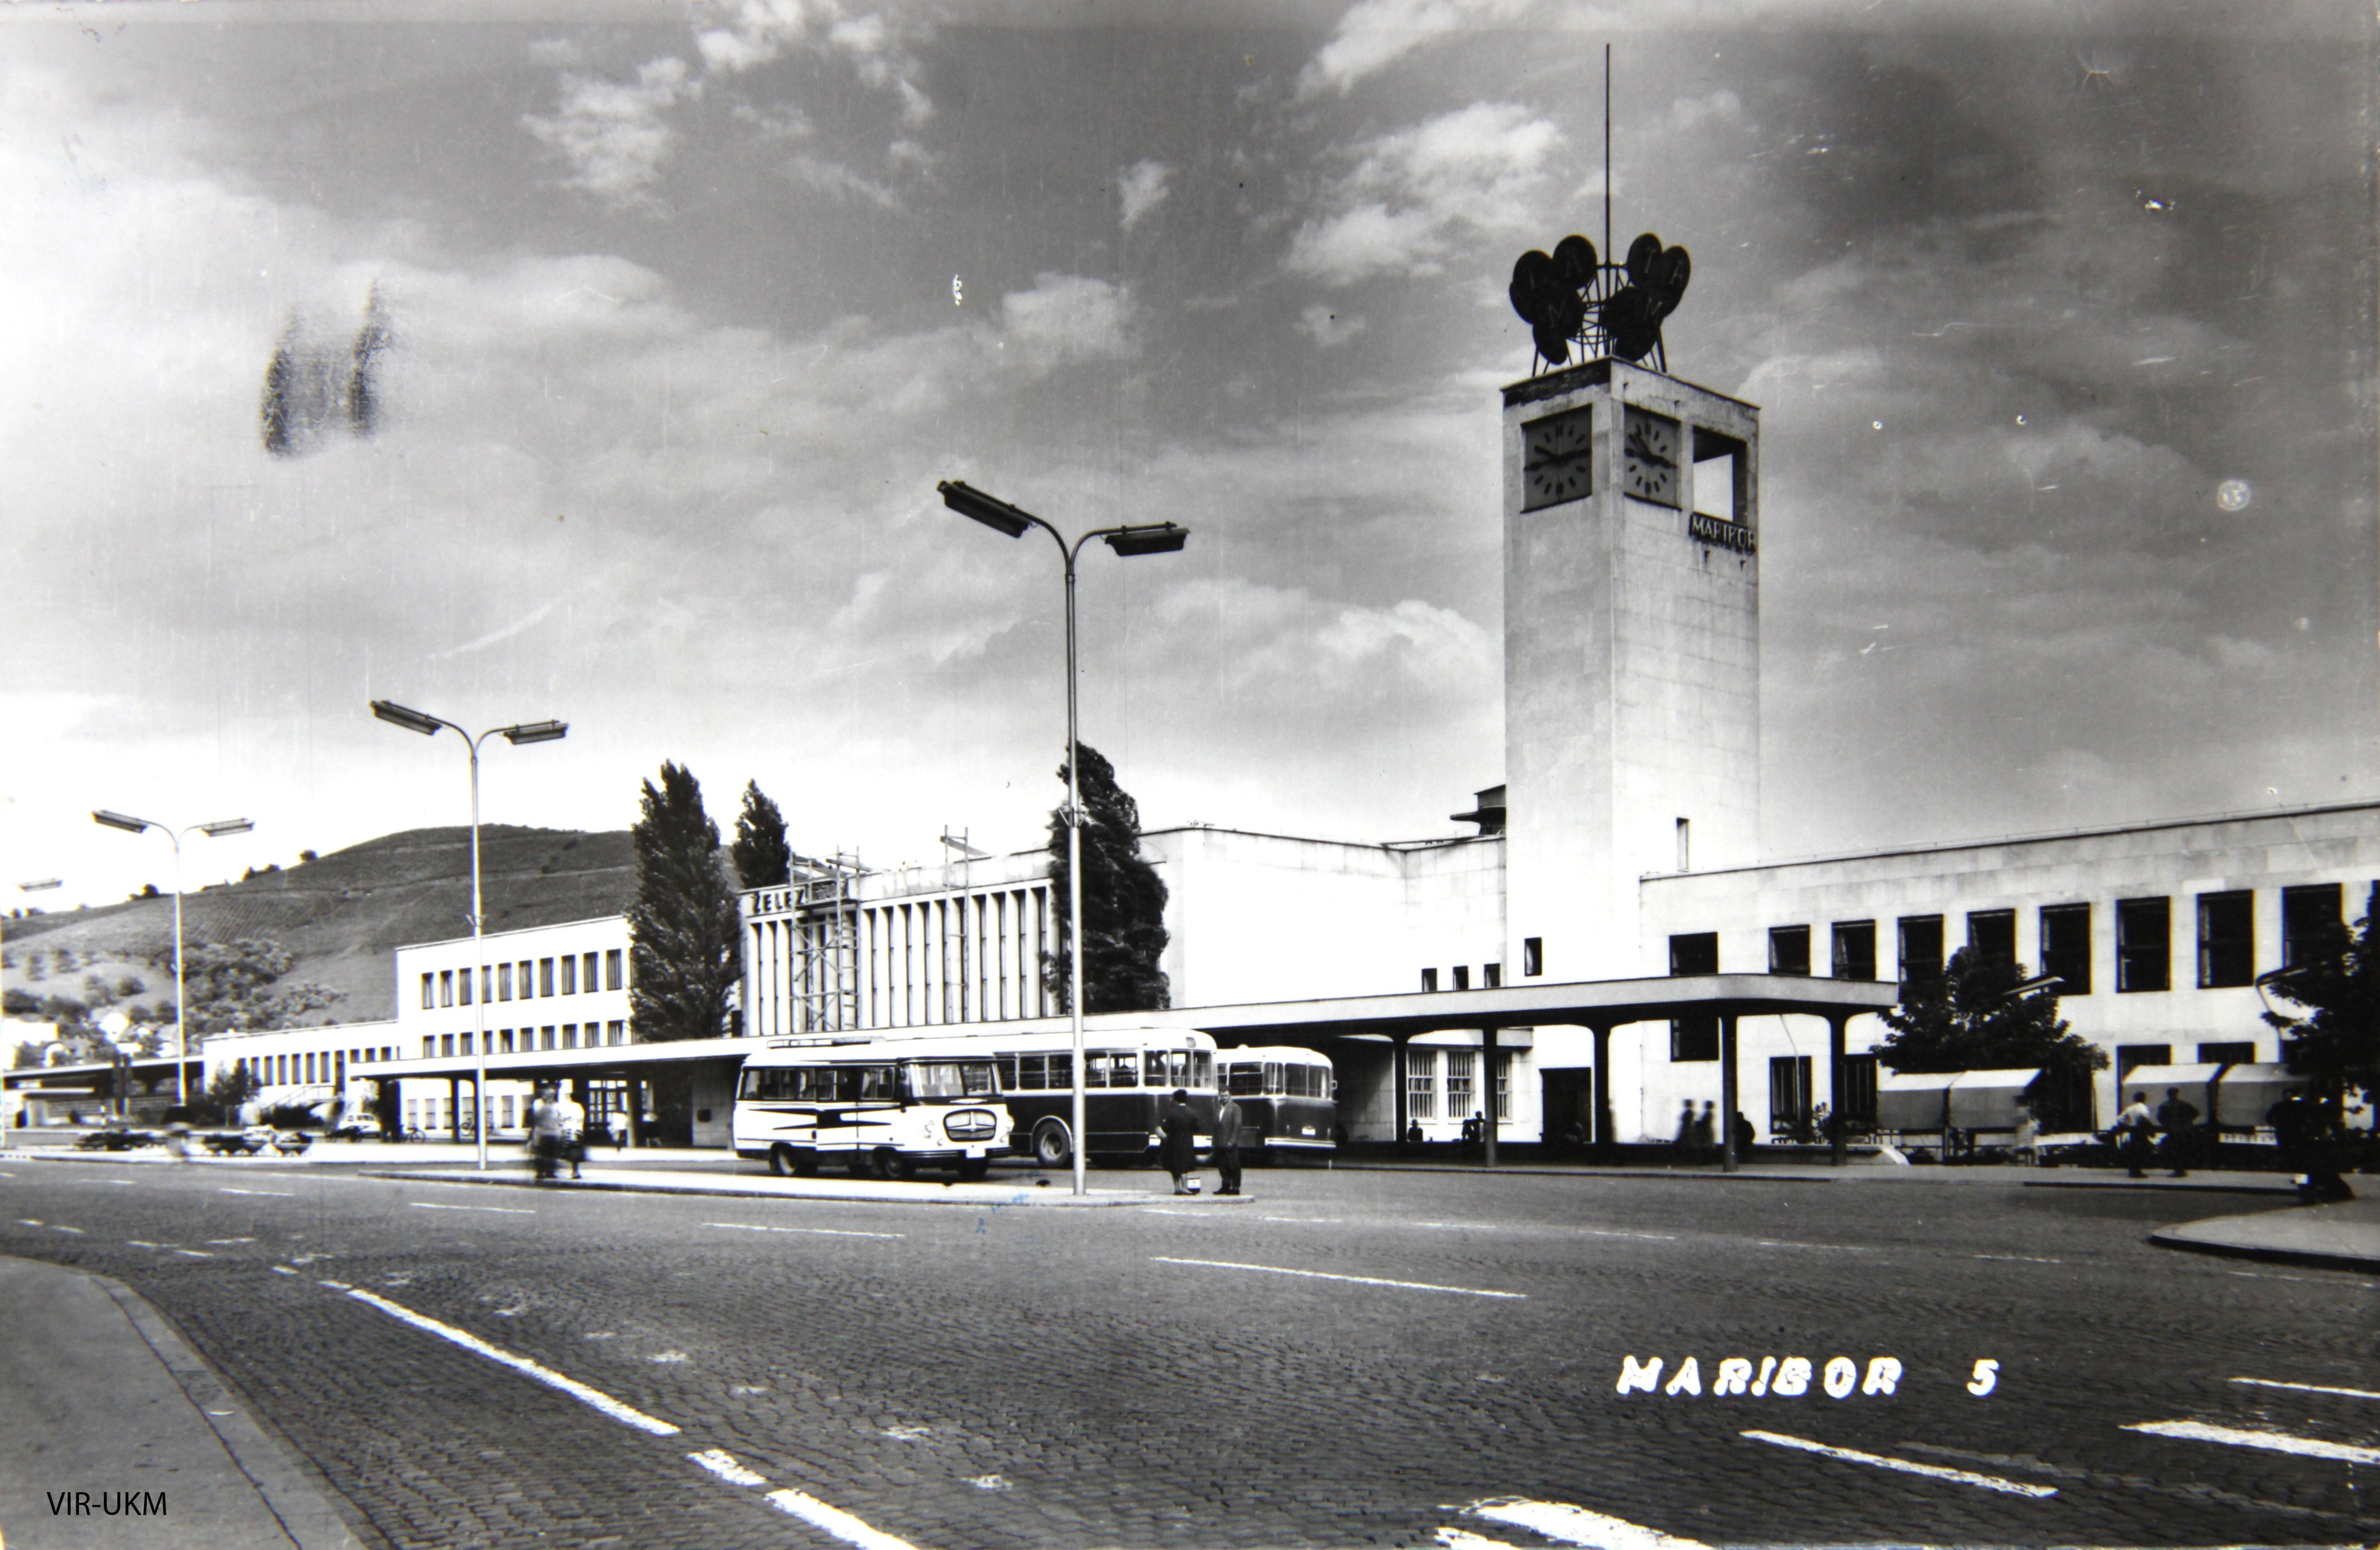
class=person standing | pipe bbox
[1159,1089,1200,1195]
[1672,1101,1696,1161]
[1211,1085,1244,1197]
[1690,1101,1717,1165]
[2012,1105,2041,1168]
[527,1083,565,1181]
[2114,1091,2155,1178]
[557,1084,588,1180]
[2156,1086,2201,1178]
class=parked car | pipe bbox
[73,1127,156,1152]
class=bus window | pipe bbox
[1264,1062,1282,1095]
[840,1065,896,1103]
[995,1056,1018,1090]
[1094,1051,1136,1088]
[1193,1051,1213,1090]
[907,1061,995,1099]
[1225,1063,1262,1097]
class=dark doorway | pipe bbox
[1769,1055,1813,1142]
[1540,1068,1594,1151]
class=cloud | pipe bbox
[1296,303,1368,348]
[1285,101,1560,283]
[1295,0,1530,101]
[998,273,1137,369]
[1118,159,1170,231]
[521,56,696,210]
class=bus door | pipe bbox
[836,1063,899,1154]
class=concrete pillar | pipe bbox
[1719,1012,1741,1173]
[447,1076,462,1143]
[624,1076,643,1148]
[1392,1036,1410,1148]
[1828,1013,1851,1167]
[1590,1022,1615,1158]
[1481,1026,1499,1168]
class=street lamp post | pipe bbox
[937,479,1188,1198]
[91,811,254,1107]
[370,701,567,1171]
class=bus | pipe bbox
[1217,1046,1338,1161]
[985,1027,1221,1167]
[732,1034,1010,1181]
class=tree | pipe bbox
[731,780,793,889]
[2260,882,2380,1105]
[191,1064,262,1126]
[146,939,345,1035]
[1875,948,2108,1125]
[628,761,741,1042]
[1043,743,1171,1014]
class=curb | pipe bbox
[2146,1227,2380,1275]
[358,1167,1256,1209]
[90,1266,371,1550]
[2023,1179,2299,1197]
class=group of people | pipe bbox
[2112,1086,2204,1178]
[1157,1087,1244,1196]
[527,1082,586,1181]
[1669,1100,1758,1163]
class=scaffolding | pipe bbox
[787,850,865,1033]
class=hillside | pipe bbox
[2,826,637,1024]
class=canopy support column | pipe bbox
[1481,1024,1499,1168]
[1827,1012,1852,1167]
[1719,1012,1741,1173]
[1590,1021,1617,1159]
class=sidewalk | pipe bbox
[360,1163,1257,1207]
[2150,1193,2380,1273]
[0,1256,364,1549]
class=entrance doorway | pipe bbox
[1540,1068,1594,1152]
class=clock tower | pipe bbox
[1503,358,1761,981]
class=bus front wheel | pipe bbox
[768,1145,797,1177]
[1033,1120,1073,1168]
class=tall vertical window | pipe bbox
[608,1021,626,1046]
[458,968,473,1006]
[1668,933,1719,976]
[498,963,513,1001]
[1522,938,1543,977]
[1494,1052,1512,1121]
[606,949,624,991]
[518,960,533,997]
[540,958,556,997]
[1967,909,2016,968]
[420,973,435,1010]
[1445,1051,1476,1119]
[439,970,454,1008]
[2039,904,2092,996]
[583,953,599,993]
[1897,916,1943,983]
[2116,898,2171,992]
[1452,965,1471,991]
[559,955,577,995]
[1832,921,1877,980]
[1406,1052,1436,1120]
[1484,963,1502,989]
[2282,883,2346,969]
[1769,925,1812,976]
[1421,967,1440,992]
[1670,1017,1719,1062]
[2196,891,2254,988]
[440,1034,454,1058]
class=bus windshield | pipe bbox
[905,1061,996,1099]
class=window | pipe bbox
[1692,425,1747,523]
[1670,1017,1719,1062]
[1769,925,1811,976]
[541,1027,556,1051]
[1668,933,1719,976]
[1421,967,1440,992]
[608,1021,626,1046]
[907,1061,997,1099]
[2197,891,2254,988]
[1484,962,1502,989]
[500,1096,515,1129]
[606,949,624,991]
[498,963,513,1001]
[1445,1051,1476,1118]
[2198,1041,2255,1066]
[560,955,577,995]
[2115,1043,2170,1084]
[2282,883,2346,969]
[2116,898,2171,992]
[1832,921,1877,980]
[540,958,556,997]
[563,1025,577,1049]
[1452,965,1471,991]
[518,960,533,997]
[440,1034,455,1057]
[1897,916,1943,983]
[1967,909,2016,968]
[2040,904,2091,996]
[458,967,473,1006]
[500,1030,514,1053]
[459,1032,472,1056]
[583,953,599,993]
[439,970,454,1008]
[304,1052,316,1083]
[1523,938,1543,978]
[1838,1053,1878,1129]
[1406,1052,1436,1121]
[420,973,435,1010]
[422,1037,435,1058]
[1494,1051,1512,1121]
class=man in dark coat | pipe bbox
[1159,1090,1200,1195]
[1212,1086,1244,1196]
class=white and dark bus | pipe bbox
[1217,1046,1337,1161]
[986,1027,1221,1167]
[732,1034,1010,1181]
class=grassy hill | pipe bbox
[2,826,636,1024]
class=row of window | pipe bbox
[420,950,624,1011]
[236,1046,395,1088]
[1420,963,1504,992]
[1403,1049,1513,1121]
[419,1023,628,1059]
[1670,883,2356,994]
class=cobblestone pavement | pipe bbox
[2,1161,2375,1549]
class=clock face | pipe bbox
[1622,407,1680,507]
[1521,407,1593,511]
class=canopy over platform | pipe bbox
[2121,1062,2302,1130]
[1876,1068,2042,1132]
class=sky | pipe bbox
[2,0,2374,910]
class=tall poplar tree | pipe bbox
[628,761,741,1042]
[731,780,794,889]
[1043,743,1171,1013]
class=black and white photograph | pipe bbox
[1,2,2376,1547]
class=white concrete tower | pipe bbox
[1503,359,1761,982]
